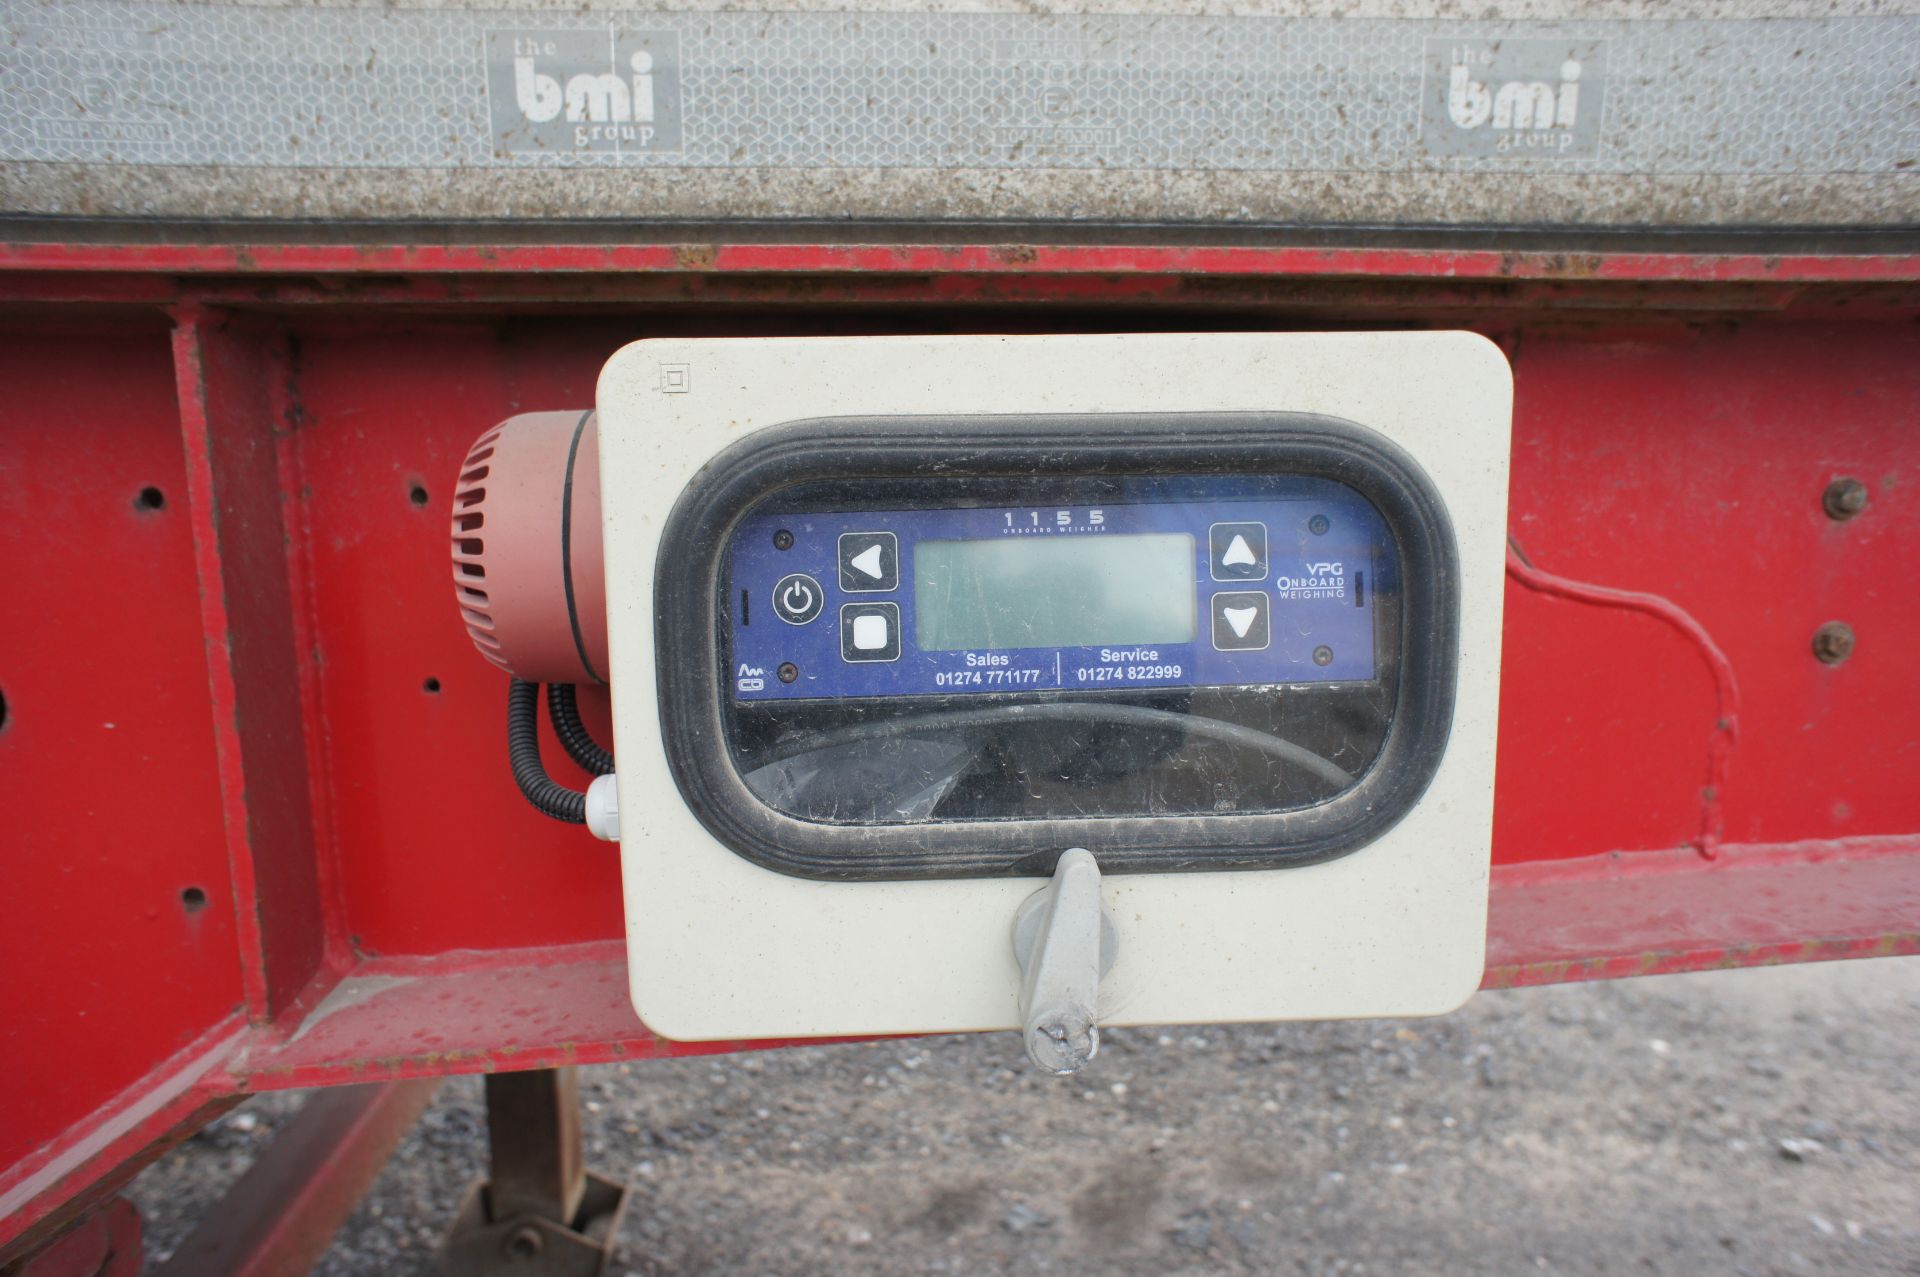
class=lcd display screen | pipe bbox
[914,532,1196,651]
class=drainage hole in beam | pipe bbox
[180,886,208,913]
[135,486,166,511]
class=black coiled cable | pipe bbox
[508,679,586,823]
[547,683,615,776]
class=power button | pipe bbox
[771,573,824,625]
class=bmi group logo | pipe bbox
[1421,38,1606,159]
[486,29,683,157]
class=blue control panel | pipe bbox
[725,476,1387,703]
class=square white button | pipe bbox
[851,613,891,651]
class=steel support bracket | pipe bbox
[439,1069,630,1277]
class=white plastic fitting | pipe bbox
[585,774,621,842]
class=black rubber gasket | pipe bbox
[654,412,1459,881]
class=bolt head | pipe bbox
[504,1224,544,1259]
[1811,622,1855,665]
[1823,478,1869,521]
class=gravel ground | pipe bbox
[131,957,1920,1276]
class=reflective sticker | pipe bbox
[0,2,1912,179]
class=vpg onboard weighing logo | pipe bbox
[485,30,684,157]
[1420,37,1606,159]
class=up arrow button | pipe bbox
[1209,521,1269,582]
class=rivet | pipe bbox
[1822,477,1869,521]
[1811,621,1855,665]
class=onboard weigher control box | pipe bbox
[588,333,1511,1062]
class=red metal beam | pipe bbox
[1484,836,1920,986]
[171,308,335,1023]
[206,836,1920,1094]
[238,943,862,1092]
[0,241,1916,284]
[148,1080,439,1277]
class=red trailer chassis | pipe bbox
[3,236,1918,1264]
